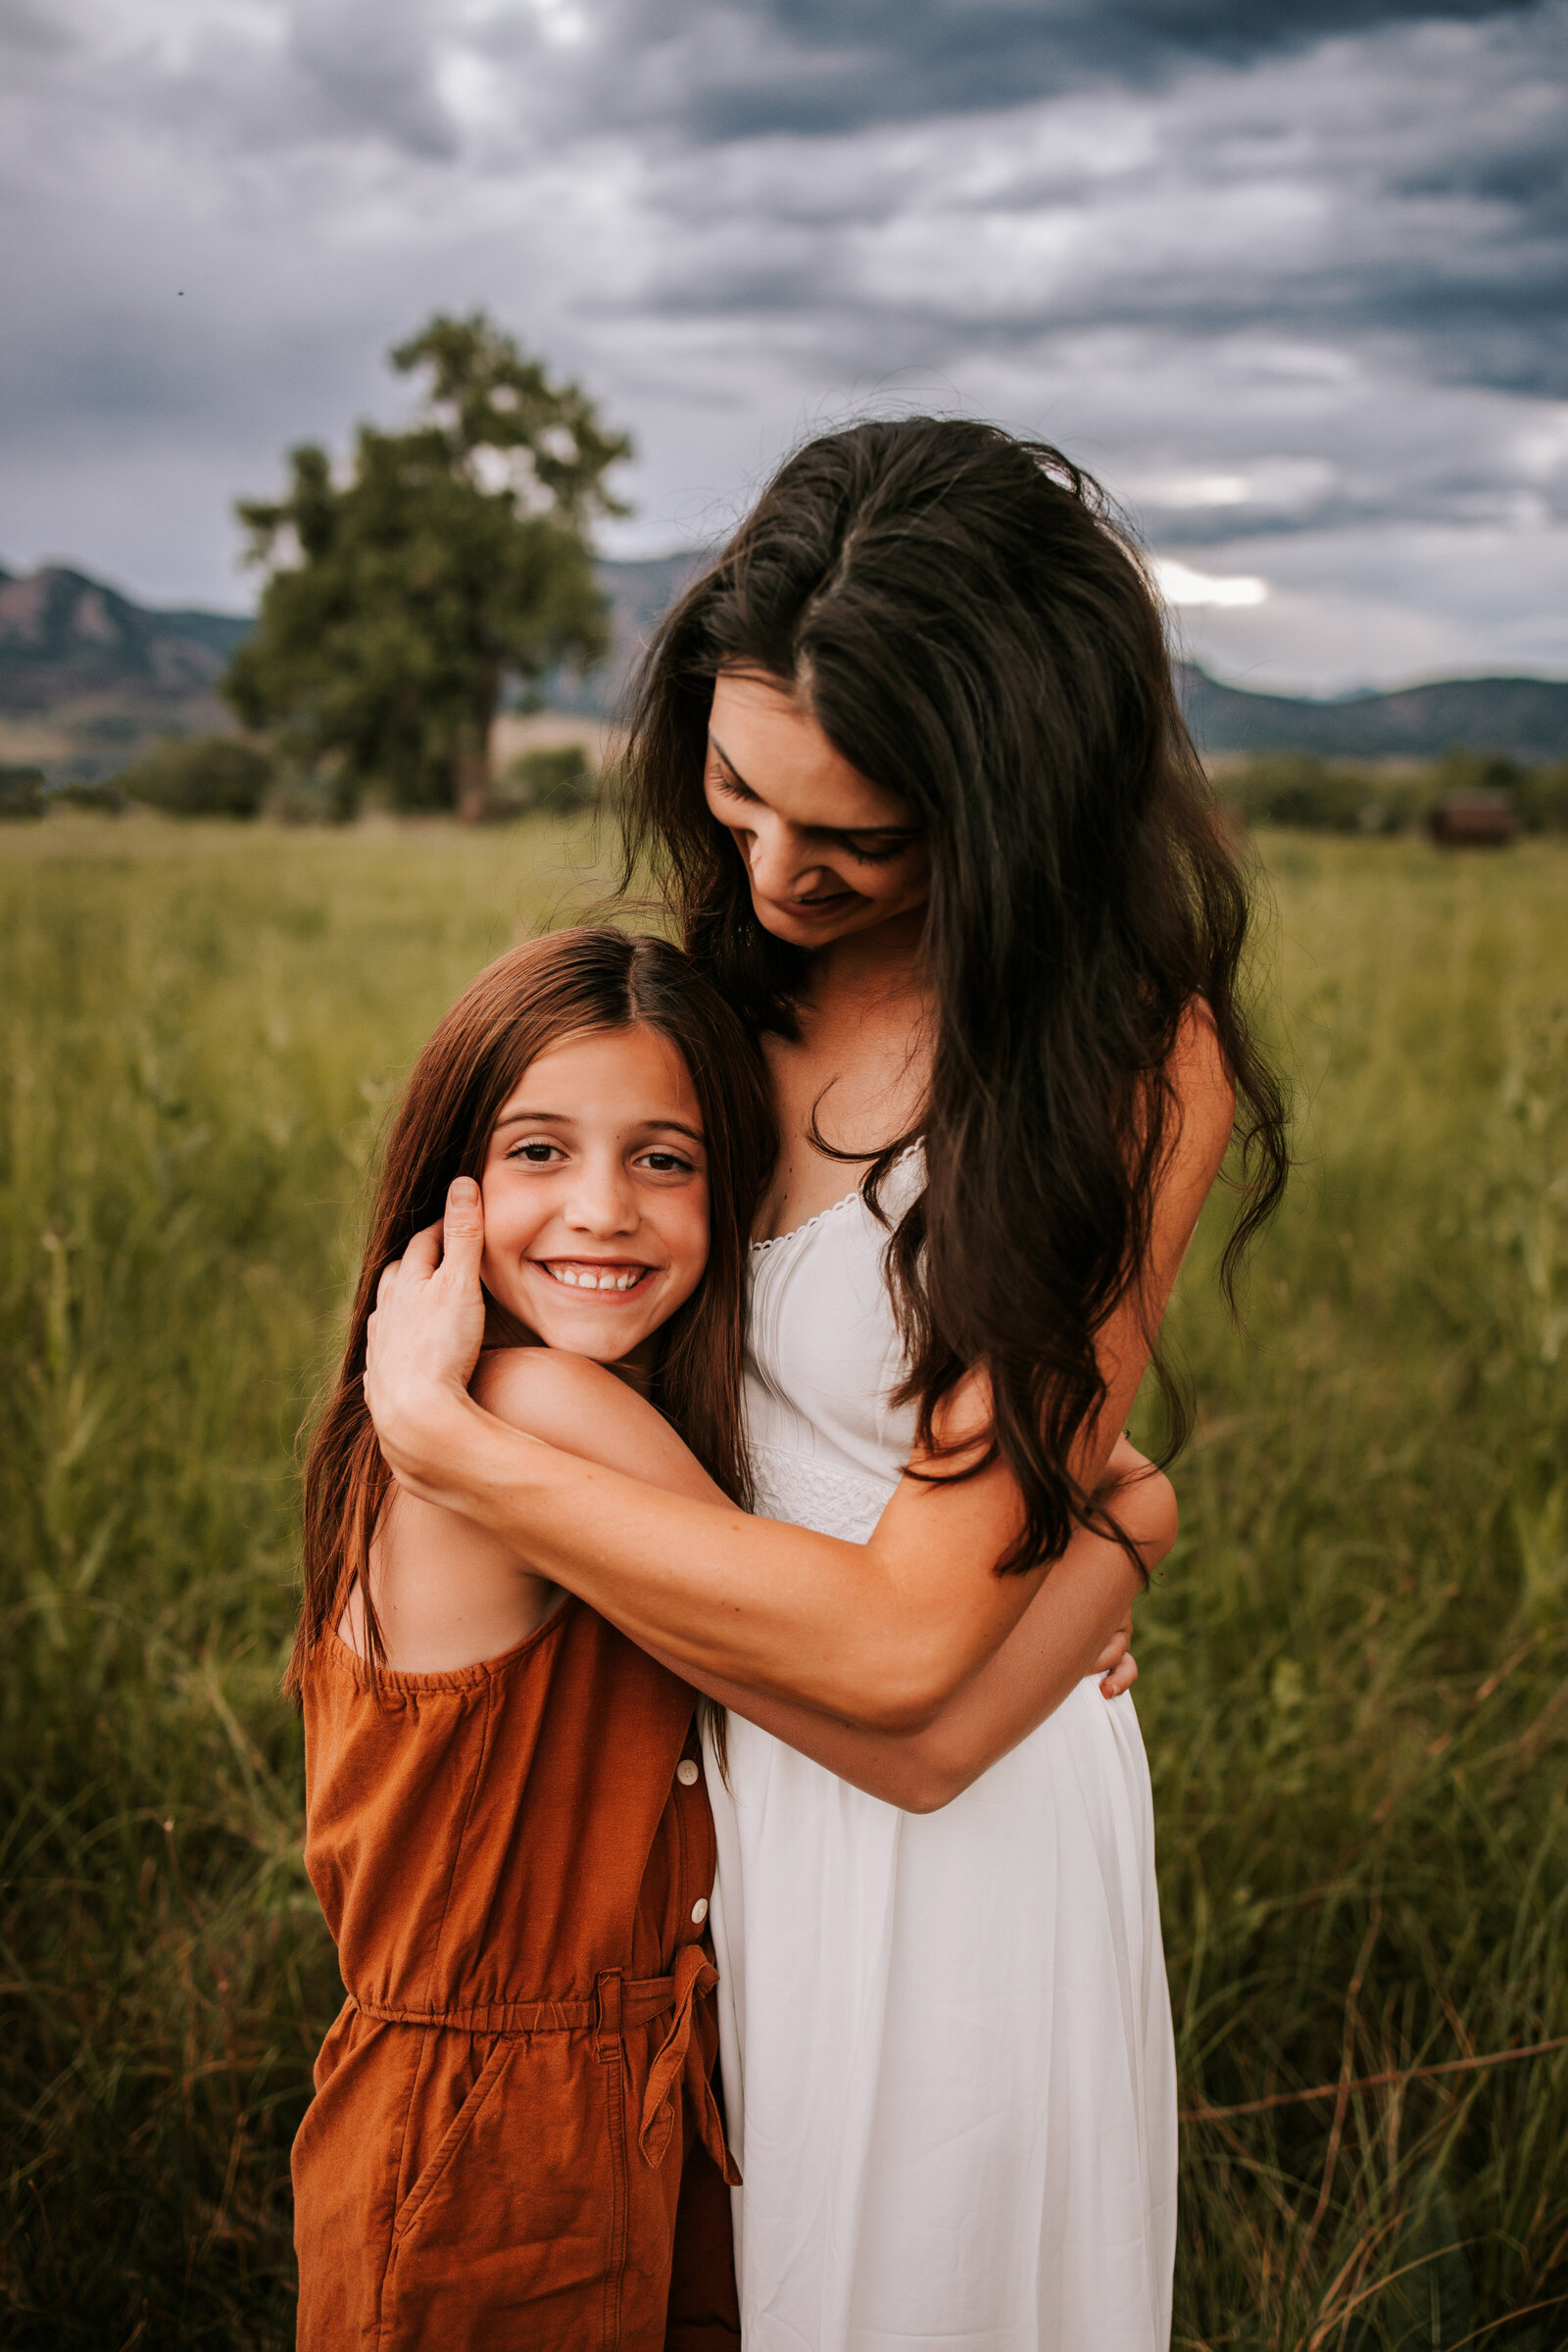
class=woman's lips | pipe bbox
[762,889,859,920]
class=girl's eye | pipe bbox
[509,1141,564,1164]
[639,1151,693,1174]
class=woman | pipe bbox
[364,417,1288,2349]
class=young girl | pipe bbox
[288,926,775,2351]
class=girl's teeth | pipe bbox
[551,1266,642,1291]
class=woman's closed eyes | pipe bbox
[706,759,923,866]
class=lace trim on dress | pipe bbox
[748,1438,895,1544]
[752,1147,924,1255]
[751,1190,863,1254]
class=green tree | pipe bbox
[224,314,629,817]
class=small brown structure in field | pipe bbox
[1427,790,1519,847]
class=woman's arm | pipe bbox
[473,1353,1171,1811]
[365,1010,1231,1733]
[678,1442,1173,1813]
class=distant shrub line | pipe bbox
[7,736,1566,833]
[1215,749,1568,835]
[0,735,609,824]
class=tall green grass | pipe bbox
[1,819,1564,2347]
[1143,834,1568,2347]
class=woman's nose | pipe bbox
[744,813,826,903]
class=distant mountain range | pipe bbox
[0,564,251,713]
[4,556,1565,763]
[1175,662,1568,765]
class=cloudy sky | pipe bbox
[3,0,1566,690]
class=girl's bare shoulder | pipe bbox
[470,1348,722,1502]
[472,1347,652,1443]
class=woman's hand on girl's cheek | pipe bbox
[363,1180,490,1482]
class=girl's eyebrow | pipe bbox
[494,1109,706,1144]
[708,735,922,840]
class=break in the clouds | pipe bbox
[1,0,1565,689]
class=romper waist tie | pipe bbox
[350,1941,739,2187]
[623,1939,740,2185]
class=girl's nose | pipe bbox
[563,1159,639,1237]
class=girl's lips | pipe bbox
[533,1260,655,1295]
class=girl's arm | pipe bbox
[477,1348,1171,1810]
[365,1009,1232,1734]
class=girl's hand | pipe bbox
[1086,1434,1177,1701]
[1094,1614,1138,1699]
[364,1179,490,1494]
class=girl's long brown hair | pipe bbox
[289,926,776,1694]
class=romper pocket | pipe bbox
[388,2031,514,2246]
[378,2028,627,2352]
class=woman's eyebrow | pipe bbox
[707,735,921,839]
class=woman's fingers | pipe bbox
[438,1178,484,1291]
[360,1186,489,1480]
[1100,1650,1138,1698]
[402,1219,445,1279]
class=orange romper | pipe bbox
[293,1600,740,2351]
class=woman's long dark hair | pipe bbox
[620,416,1288,1574]
[289,926,776,1691]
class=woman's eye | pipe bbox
[848,837,917,865]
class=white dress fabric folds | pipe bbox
[706,1169,1178,2351]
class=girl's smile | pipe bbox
[478,1024,710,1385]
[537,1260,654,1293]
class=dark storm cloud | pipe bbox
[611,3,1568,433]
[657,0,1546,140]
[1,0,1564,681]
[99,0,463,162]
[283,4,460,159]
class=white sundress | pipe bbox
[705,1165,1178,2351]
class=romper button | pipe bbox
[676,1759,700,1787]
[691,1896,710,1925]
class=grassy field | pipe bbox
[2,816,1564,2348]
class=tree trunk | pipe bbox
[454,730,489,824]
[454,669,500,824]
